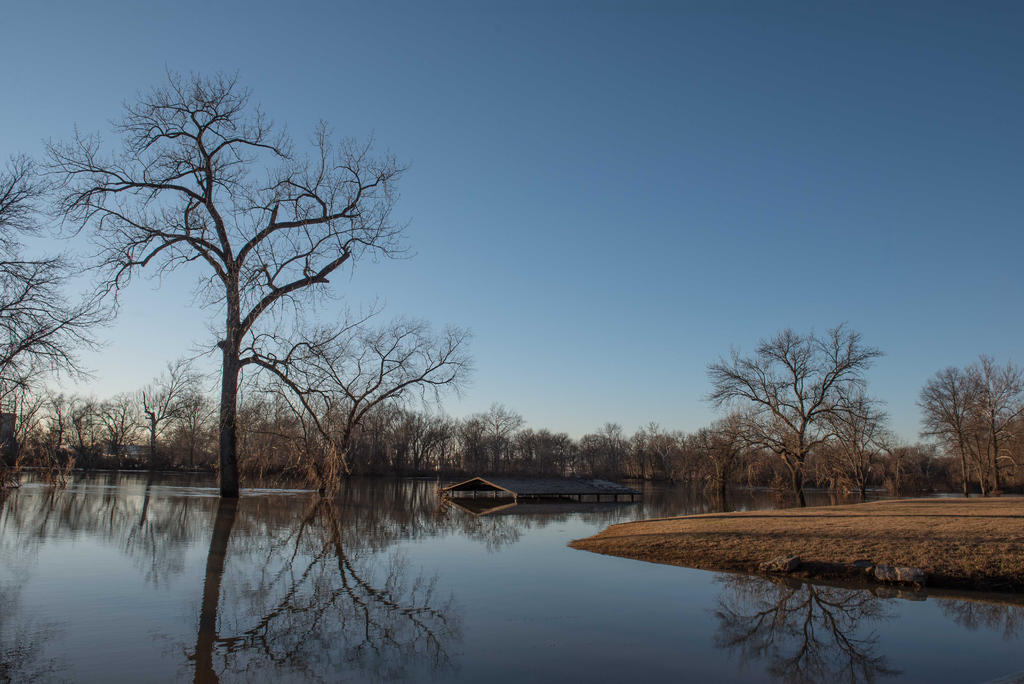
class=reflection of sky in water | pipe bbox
[2,473,1023,683]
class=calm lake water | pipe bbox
[1,473,1022,683]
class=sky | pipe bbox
[1,1,1022,440]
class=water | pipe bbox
[1,473,1022,683]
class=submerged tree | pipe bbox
[692,412,747,506]
[825,391,890,499]
[247,314,471,488]
[49,72,406,496]
[708,325,882,506]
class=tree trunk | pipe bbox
[790,463,807,507]
[959,447,969,497]
[990,415,1001,494]
[149,419,157,465]
[894,453,903,496]
[218,350,240,498]
[991,448,1002,494]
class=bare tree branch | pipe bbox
[0,155,106,402]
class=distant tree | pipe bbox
[882,443,941,496]
[68,396,102,461]
[457,417,488,473]
[921,357,1024,496]
[99,393,139,462]
[708,325,882,506]
[477,404,524,472]
[396,411,453,474]
[49,72,405,497]
[139,359,199,465]
[515,428,575,477]
[578,423,628,478]
[692,412,747,504]
[172,390,217,469]
[967,356,1024,493]
[41,392,72,458]
[7,390,47,469]
[632,423,684,481]
[919,366,976,497]
[826,391,889,499]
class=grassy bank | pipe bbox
[570,498,1024,592]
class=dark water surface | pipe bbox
[2,473,1022,683]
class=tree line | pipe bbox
[705,324,1023,505]
[6,347,1020,505]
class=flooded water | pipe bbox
[1,473,1022,683]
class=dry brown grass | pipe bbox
[570,498,1024,592]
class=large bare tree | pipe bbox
[48,73,405,496]
[708,325,882,506]
[0,155,104,401]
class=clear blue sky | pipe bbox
[2,1,1022,440]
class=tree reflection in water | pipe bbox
[193,498,235,683]
[713,575,899,683]
[8,474,1024,682]
[939,598,1024,641]
[188,496,460,683]
[0,492,65,682]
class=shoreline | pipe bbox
[569,498,1024,594]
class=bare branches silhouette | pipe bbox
[48,72,406,497]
